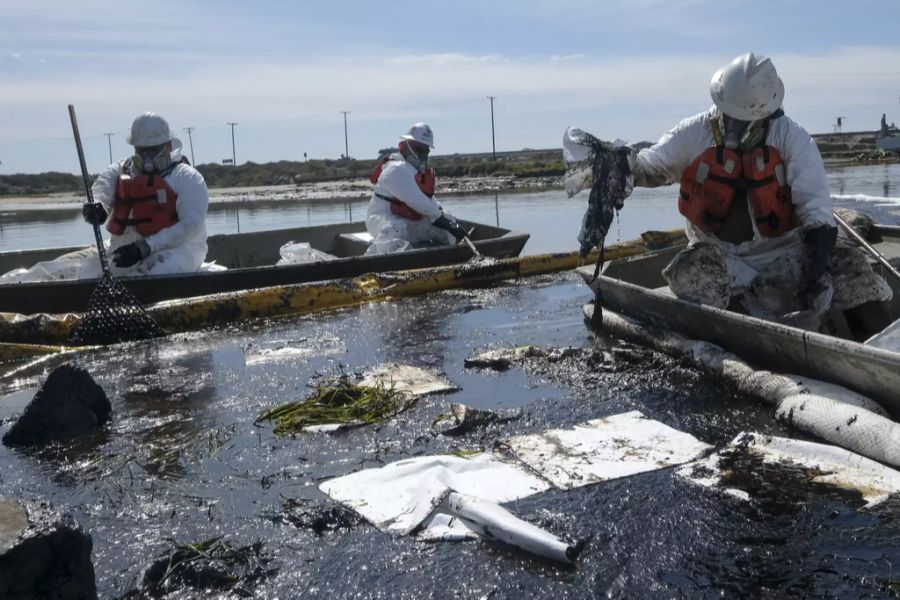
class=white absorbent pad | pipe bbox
[320,452,551,535]
[677,431,900,508]
[320,410,711,561]
[359,363,458,397]
[504,410,714,489]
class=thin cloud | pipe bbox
[387,54,506,65]
[3,46,899,141]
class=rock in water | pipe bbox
[3,364,110,447]
[0,498,98,600]
[432,402,520,436]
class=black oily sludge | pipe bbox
[0,272,898,598]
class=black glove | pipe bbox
[82,202,108,226]
[801,224,838,306]
[112,240,151,268]
[432,214,467,241]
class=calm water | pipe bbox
[1,163,898,255]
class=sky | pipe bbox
[2,0,900,174]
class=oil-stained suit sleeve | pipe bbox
[630,111,712,189]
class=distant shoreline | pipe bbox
[0,175,564,212]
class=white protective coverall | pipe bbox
[365,153,454,255]
[633,106,891,315]
[89,147,209,276]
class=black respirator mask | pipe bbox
[722,116,756,150]
[721,108,783,150]
[132,143,172,174]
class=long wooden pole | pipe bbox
[68,104,111,277]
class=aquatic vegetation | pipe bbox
[281,498,362,535]
[133,537,276,598]
[255,377,411,435]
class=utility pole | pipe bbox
[103,132,114,163]
[184,127,196,164]
[487,96,496,160]
[227,122,238,166]
[340,111,350,159]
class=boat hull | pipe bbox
[578,225,900,414]
[0,220,529,314]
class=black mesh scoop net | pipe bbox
[67,105,162,345]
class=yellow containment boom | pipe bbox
[0,230,685,357]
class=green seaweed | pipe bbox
[255,378,410,435]
[131,536,276,598]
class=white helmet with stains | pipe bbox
[710,52,784,121]
[127,112,173,147]
[400,122,435,149]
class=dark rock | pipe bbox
[464,345,580,371]
[0,498,97,600]
[433,402,520,436]
[282,499,361,534]
[464,349,514,371]
[3,364,110,447]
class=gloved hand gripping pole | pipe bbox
[69,104,112,277]
[67,104,161,345]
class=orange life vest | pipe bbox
[370,157,436,221]
[107,173,179,236]
[678,145,794,237]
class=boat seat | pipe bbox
[335,232,373,257]
[866,318,900,351]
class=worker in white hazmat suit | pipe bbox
[81,112,209,276]
[618,52,892,337]
[365,123,467,254]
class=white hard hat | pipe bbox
[400,122,435,148]
[709,52,784,121]
[126,112,173,147]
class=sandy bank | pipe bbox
[0,175,562,212]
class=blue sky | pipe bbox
[2,0,900,174]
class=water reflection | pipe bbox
[3,163,900,255]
